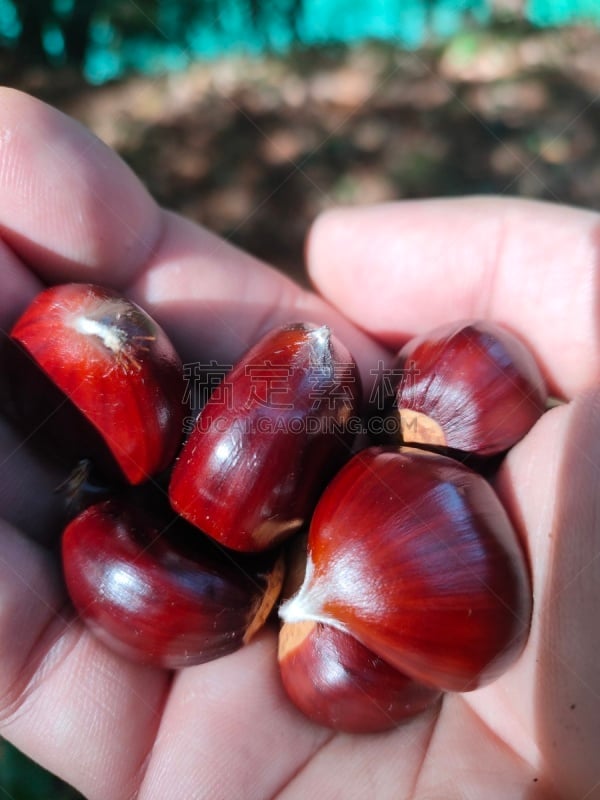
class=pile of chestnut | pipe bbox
[3,282,547,734]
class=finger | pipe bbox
[468,391,600,798]
[138,634,330,800]
[0,87,160,532]
[307,197,600,398]
[0,520,169,800]
[0,418,67,542]
[127,211,387,391]
[277,704,439,799]
[0,89,386,390]
[0,87,161,285]
[412,697,546,798]
[0,239,60,539]
[0,237,42,332]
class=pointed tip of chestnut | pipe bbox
[305,322,332,347]
[281,446,532,693]
[393,319,547,456]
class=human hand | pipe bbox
[0,86,598,799]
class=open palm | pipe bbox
[0,88,598,800]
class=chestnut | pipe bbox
[62,499,284,668]
[6,283,185,485]
[392,320,547,456]
[169,322,360,552]
[278,620,441,733]
[280,446,532,693]
[277,512,440,732]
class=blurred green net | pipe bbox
[1,0,599,84]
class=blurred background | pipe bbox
[1,0,599,797]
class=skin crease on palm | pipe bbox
[0,86,599,800]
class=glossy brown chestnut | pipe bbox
[278,620,441,733]
[169,323,360,552]
[392,320,547,456]
[8,283,185,484]
[280,446,532,692]
[62,500,284,668]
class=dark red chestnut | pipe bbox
[62,499,283,668]
[278,620,441,733]
[7,283,184,484]
[169,323,360,552]
[392,320,547,456]
[280,446,532,692]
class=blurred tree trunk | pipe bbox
[290,0,303,38]
[249,0,304,41]
[19,0,51,64]
[62,1,99,67]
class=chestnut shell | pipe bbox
[62,500,282,668]
[280,446,532,692]
[394,320,547,456]
[169,323,360,552]
[7,283,185,484]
